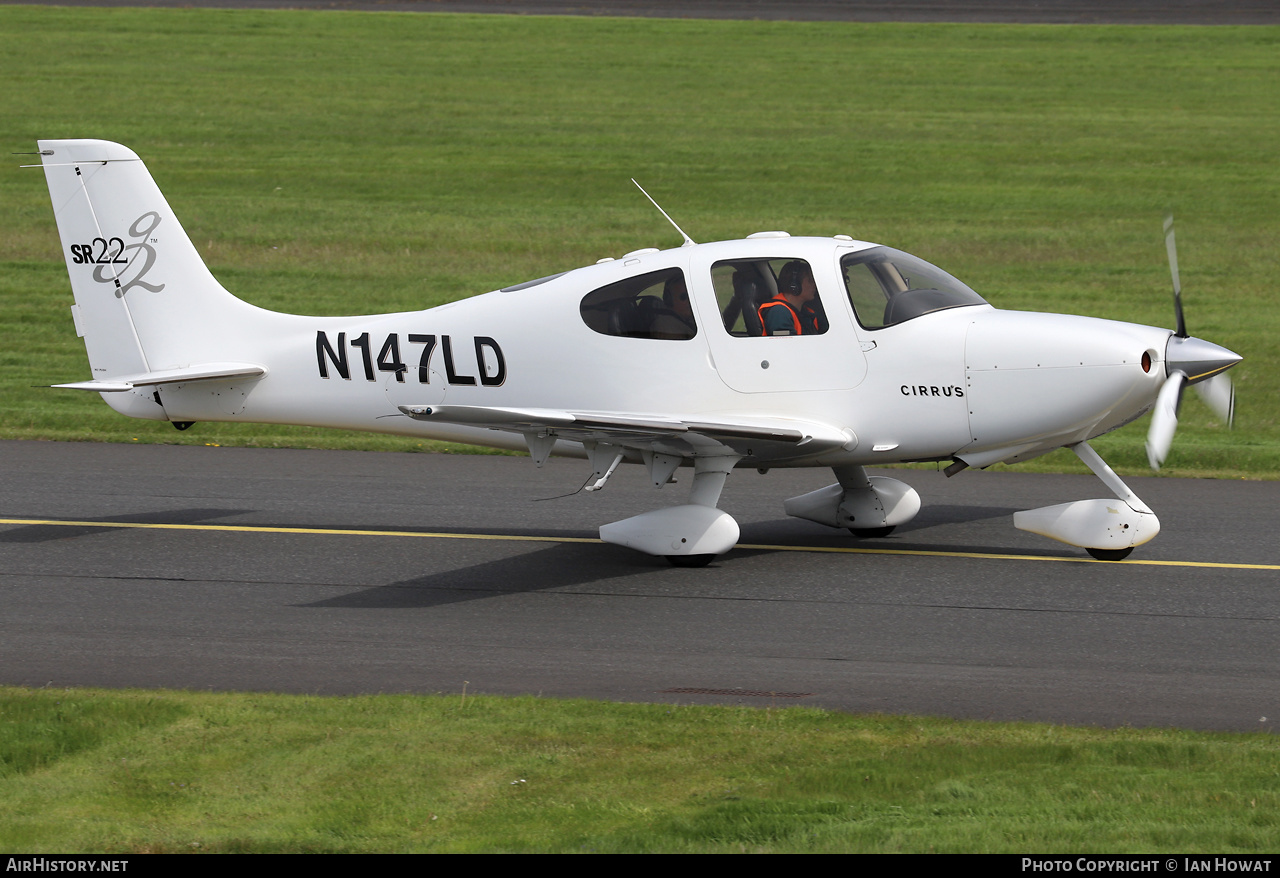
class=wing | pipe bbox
[397,403,852,474]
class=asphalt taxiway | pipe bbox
[1,439,1276,731]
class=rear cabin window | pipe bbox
[711,259,829,337]
[579,268,697,340]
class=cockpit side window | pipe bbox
[841,247,987,329]
[711,258,829,337]
[579,268,697,340]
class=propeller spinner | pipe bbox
[1145,216,1242,469]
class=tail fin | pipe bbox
[38,139,263,418]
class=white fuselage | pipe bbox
[144,236,1170,471]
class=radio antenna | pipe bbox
[631,178,696,247]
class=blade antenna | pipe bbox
[1164,213,1188,339]
[632,178,696,247]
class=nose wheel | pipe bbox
[1086,546,1133,562]
[666,554,717,568]
[848,526,895,538]
[1014,443,1157,561]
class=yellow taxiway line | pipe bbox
[1,517,1277,571]
[5,517,1274,570]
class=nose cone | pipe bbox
[963,311,1171,452]
[1166,336,1242,385]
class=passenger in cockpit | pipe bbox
[649,275,697,339]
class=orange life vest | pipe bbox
[757,298,802,335]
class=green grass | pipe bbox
[2,687,1278,853]
[1,7,1277,474]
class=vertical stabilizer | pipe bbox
[38,139,260,418]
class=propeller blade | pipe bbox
[1164,214,1187,339]
[1146,371,1185,470]
[1194,372,1236,427]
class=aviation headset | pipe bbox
[777,261,810,297]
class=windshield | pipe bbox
[841,247,987,329]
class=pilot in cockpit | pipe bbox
[758,260,824,336]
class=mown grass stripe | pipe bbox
[4,685,1279,853]
[2,517,1276,570]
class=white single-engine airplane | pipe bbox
[33,140,1241,565]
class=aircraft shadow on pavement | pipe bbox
[738,503,1022,541]
[302,540,672,609]
[0,507,256,543]
[888,503,1023,531]
[301,503,1066,611]
[740,505,1080,560]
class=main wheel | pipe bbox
[666,554,716,568]
[1086,546,1133,561]
[848,526,895,539]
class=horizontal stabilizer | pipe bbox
[53,362,266,392]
